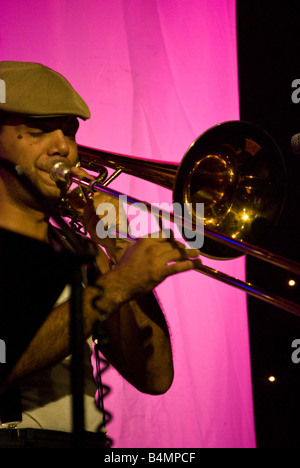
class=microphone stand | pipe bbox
[11,162,98,448]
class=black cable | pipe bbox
[92,289,113,447]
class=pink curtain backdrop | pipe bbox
[0,0,256,448]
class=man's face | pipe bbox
[0,114,79,205]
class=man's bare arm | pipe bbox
[0,237,199,395]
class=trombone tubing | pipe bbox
[65,170,300,316]
[69,171,300,275]
[76,145,300,276]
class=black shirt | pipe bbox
[0,227,72,382]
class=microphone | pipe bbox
[290,133,300,154]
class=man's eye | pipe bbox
[64,127,78,139]
[29,132,44,137]
[66,134,77,140]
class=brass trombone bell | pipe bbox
[77,121,286,260]
[51,121,300,316]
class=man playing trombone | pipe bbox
[0,61,201,447]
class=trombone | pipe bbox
[51,121,300,316]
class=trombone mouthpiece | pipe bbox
[50,161,71,183]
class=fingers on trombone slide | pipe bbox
[154,230,202,273]
[105,225,202,270]
[163,229,202,265]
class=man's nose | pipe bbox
[47,130,69,157]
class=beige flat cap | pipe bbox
[0,61,90,120]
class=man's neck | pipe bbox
[0,199,49,242]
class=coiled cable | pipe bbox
[92,286,113,447]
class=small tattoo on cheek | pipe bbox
[17,134,23,139]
